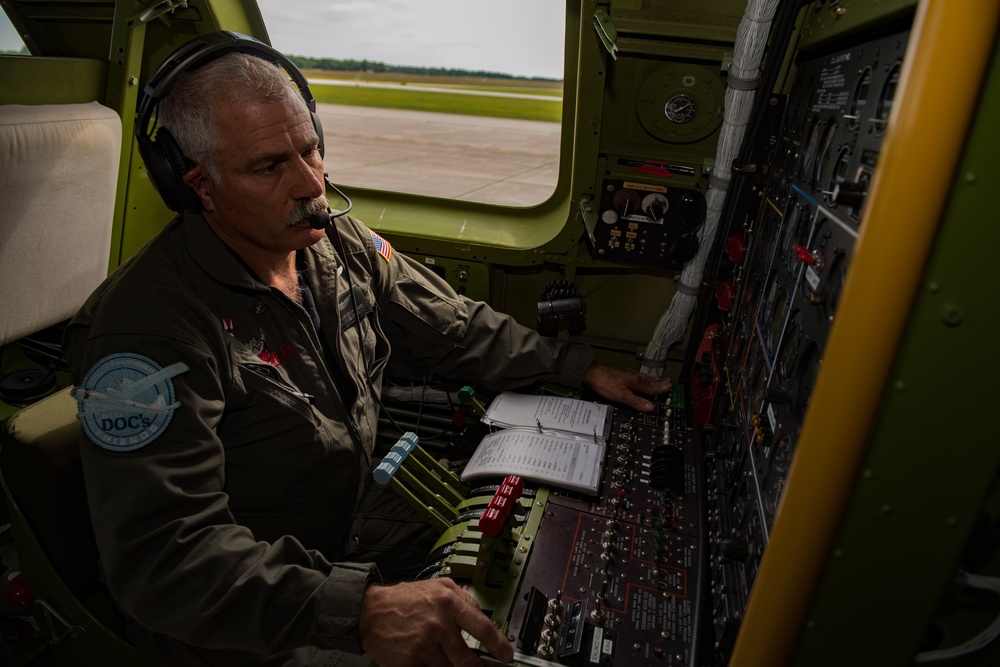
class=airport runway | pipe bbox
[316,104,561,206]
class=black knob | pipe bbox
[831,181,867,208]
[676,190,707,229]
[720,539,751,563]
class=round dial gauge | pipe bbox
[778,323,801,382]
[848,66,872,131]
[814,119,838,191]
[800,119,824,182]
[664,93,698,124]
[875,62,902,135]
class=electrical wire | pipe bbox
[640,0,782,378]
[916,571,1000,662]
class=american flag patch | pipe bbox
[371,231,392,262]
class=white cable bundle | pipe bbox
[640,0,782,377]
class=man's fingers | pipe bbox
[452,601,514,664]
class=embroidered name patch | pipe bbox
[371,230,392,262]
[339,284,373,331]
[73,354,188,452]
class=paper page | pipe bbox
[482,392,612,440]
[460,428,605,494]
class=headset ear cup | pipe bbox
[311,111,325,158]
[138,127,202,213]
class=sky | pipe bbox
[1,1,566,80]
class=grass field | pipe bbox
[304,69,564,123]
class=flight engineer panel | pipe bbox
[373,6,917,667]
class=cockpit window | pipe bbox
[1,11,28,54]
[256,1,564,207]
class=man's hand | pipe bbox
[359,579,513,667]
[583,361,672,412]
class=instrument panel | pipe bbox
[416,398,704,667]
[700,26,910,661]
[401,10,916,667]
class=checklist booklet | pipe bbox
[460,393,611,494]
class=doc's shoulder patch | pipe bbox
[73,354,188,452]
[370,230,392,262]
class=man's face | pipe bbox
[185,94,328,260]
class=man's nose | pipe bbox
[291,155,325,200]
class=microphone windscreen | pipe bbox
[308,210,331,229]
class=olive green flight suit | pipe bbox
[64,212,592,666]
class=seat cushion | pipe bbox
[1,386,99,599]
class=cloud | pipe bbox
[0,1,565,78]
[257,0,564,79]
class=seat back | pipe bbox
[0,102,121,347]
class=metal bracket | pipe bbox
[593,7,618,60]
[32,599,86,646]
[129,0,188,27]
[578,195,598,247]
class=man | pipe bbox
[66,43,670,667]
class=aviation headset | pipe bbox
[135,30,325,213]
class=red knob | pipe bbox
[725,233,748,263]
[793,245,816,265]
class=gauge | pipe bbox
[641,193,669,222]
[821,251,849,322]
[612,188,642,219]
[874,62,901,135]
[778,322,801,381]
[799,118,824,182]
[639,66,724,143]
[813,119,838,192]
[664,93,698,124]
[794,341,821,423]
[828,145,852,205]
[848,168,872,218]
[847,66,872,131]
[765,434,792,517]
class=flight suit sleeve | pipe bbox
[344,218,594,389]
[66,330,375,656]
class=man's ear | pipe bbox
[181,165,215,212]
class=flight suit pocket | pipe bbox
[387,276,468,343]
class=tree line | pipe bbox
[286,55,558,82]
